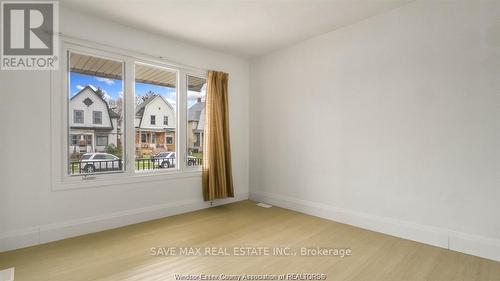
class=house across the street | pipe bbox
[135,93,176,156]
[187,97,205,153]
[69,86,121,158]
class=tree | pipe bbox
[142,91,157,102]
[105,144,122,158]
[95,87,105,99]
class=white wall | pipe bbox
[250,0,500,261]
[0,7,249,251]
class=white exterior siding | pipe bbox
[69,87,120,154]
[70,88,113,129]
[137,96,176,130]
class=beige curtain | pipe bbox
[202,71,234,201]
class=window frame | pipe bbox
[166,135,174,145]
[93,111,102,124]
[70,134,78,145]
[84,134,93,146]
[150,115,156,125]
[185,74,207,171]
[133,61,180,174]
[73,109,84,124]
[51,39,207,190]
[96,135,108,146]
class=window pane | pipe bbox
[96,136,108,146]
[186,75,207,167]
[135,64,177,171]
[93,111,102,124]
[74,110,84,123]
[68,52,124,175]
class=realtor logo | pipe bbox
[1,1,58,70]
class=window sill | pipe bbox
[52,169,202,191]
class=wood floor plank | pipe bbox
[1,200,499,281]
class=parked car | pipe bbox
[153,152,176,168]
[80,153,122,173]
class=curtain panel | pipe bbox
[202,71,234,201]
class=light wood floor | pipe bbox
[1,200,499,281]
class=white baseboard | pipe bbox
[0,193,248,252]
[449,231,500,262]
[250,190,500,262]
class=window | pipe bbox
[74,110,84,124]
[93,111,102,124]
[96,136,108,146]
[61,42,208,184]
[186,75,207,166]
[135,63,177,172]
[70,134,78,145]
[85,135,93,145]
[68,52,124,175]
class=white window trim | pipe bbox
[74,109,84,123]
[96,135,108,146]
[184,74,208,172]
[51,38,207,191]
[93,111,102,124]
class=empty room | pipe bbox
[1,0,499,280]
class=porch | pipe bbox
[135,129,176,156]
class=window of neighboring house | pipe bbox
[93,111,102,124]
[70,134,78,145]
[135,63,177,172]
[186,75,207,167]
[166,136,174,144]
[96,136,108,146]
[68,51,124,175]
[84,135,93,145]
[141,133,147,143]
[74,110,84,124]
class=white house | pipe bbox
[69,86,120,156]
[187,98,205,153]
[135,94,176,155]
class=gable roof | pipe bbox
[188,101,205,122]
[70,85,120,129]
[135,94,175,127]
[135,94,156,118]
[196,108,205,131]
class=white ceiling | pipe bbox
[59,0,411,58]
